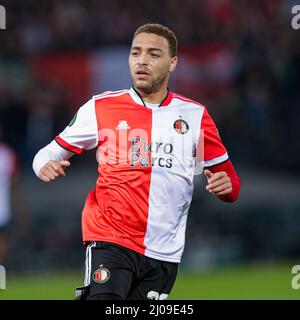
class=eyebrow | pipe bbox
[131,46,164,53]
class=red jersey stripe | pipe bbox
[55,136,84,155]
[82,93,153,255]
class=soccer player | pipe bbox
[33,23,241,300]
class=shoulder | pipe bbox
[92,89,129,102]
[171,92,206,110]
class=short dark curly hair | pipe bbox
[133,23,178,58]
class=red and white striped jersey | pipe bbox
[55,88,228,263]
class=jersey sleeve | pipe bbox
[55,99,98,154]
[208,159,241,202]
[200,108,229,167]
[32,140,74,177]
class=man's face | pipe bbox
[129,33,177,93]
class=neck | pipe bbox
[133,84,169,104]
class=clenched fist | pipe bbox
[39,160,71,182]
[204,169,232,196]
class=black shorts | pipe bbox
[75,241,179,300]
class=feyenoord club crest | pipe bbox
[173,119,189,134]
[93,265,111,284]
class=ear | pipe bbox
[169,56,178,73]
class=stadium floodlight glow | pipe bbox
[0,265,5,289]
[0,5,5,30]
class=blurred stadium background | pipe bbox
[0,0,300,299]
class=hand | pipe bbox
[204,169,232,196]
[39,160,71,182]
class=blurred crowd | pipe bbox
[0,0,297,52]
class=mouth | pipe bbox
[135,71,150,81]
[135,69,150,76]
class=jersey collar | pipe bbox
[129,86,173,108]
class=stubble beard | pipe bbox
[132,72,168,94]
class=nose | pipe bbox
[137,52,149,66]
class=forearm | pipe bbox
[32,140,74,177]
[207,159,241,202]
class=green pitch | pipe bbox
[0,262,299,300]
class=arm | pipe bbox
[198,107,240,202]
[204,159,241,203]
[32,98,98,182]
[33,140,74,182]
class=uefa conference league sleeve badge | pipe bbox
[68,112,78,127]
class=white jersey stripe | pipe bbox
[203,152,229,167]
[84,242,96,286]
[172,94,205,108]
[93,90,128,100]
[143,102,203,262]
[84,243,91,286]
